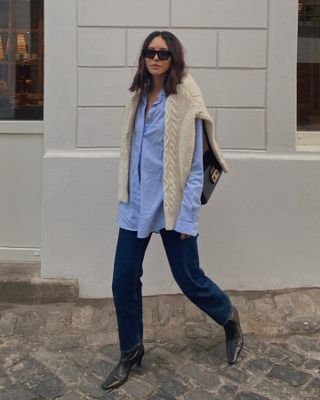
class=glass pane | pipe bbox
[0,1,8,29]
[0,0,43,120]
[297,1,320,131]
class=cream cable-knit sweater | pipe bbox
[117,72,229,230]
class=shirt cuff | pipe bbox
[174,217,198,237]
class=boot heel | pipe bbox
[136,354,143,367]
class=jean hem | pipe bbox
[221,301,233,326]
[120,340,142,357]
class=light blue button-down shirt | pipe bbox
[117,89,203,238]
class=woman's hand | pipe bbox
[180,233,190,240]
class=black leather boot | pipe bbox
[101,342,144,390]
[223,306,244,364]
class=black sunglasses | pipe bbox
[142,48,171,61]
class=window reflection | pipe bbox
[297,0,320,131]
[0,0,43,120]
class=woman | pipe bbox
[102,31,244,391]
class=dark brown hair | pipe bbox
[129,31,186,96]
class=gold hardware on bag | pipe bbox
[210,168,220,183]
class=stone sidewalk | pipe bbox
[1,302,320,399]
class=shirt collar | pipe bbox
[142,88,166,104]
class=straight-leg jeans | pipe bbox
[112,227,233,356]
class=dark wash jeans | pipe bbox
[112,227,233,356]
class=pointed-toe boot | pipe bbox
[223,306,244,364]
[101,342,144,390]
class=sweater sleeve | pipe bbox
[174,118,204,237]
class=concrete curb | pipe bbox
[0,278,79,303]
[0,287,319,343]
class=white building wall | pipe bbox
[0,132,43,262]
[42,0,320,297]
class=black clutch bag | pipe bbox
[201,121,223,205]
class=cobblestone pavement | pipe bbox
[1,329,320,400]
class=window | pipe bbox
[0,0,43,120]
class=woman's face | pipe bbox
[144,36,172,78]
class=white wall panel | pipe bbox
[198,156,320,291]
[78,28,126,66]
[78,68,133,106]
[171,0,268,28]
[41,157,119,296]
[78,0,170,27]
[77,107,124,147]
[219,29,267,68]
[217,108,265,149]
[41,156,320,297]
[0,134,42,249]
[190,69,266,107]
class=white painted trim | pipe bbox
[0,121,44,134]
[224,150,320,160]
[44,148,120,158]
[44,148,320,161]
[296,131,320,146]
[296,145,320,152]
[44,0,77,150]
[266,0,298,152]
[0,247,41,262]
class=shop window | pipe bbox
[297,1,320,147]
[0,0,43,120]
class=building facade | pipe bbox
[1,0,319,298]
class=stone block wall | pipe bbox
[76,0,268,150]
[1,288,320,343]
